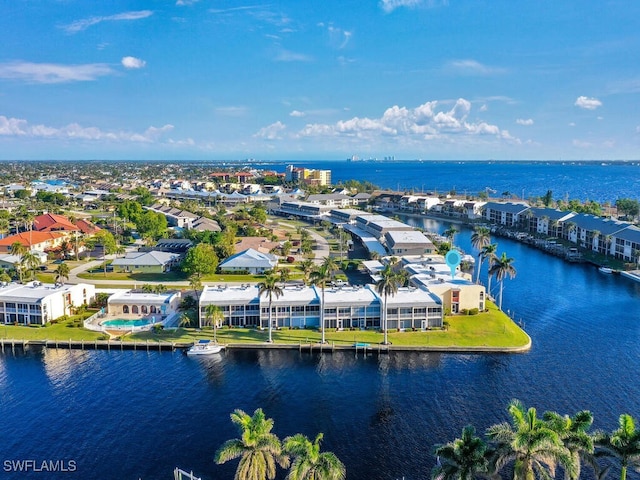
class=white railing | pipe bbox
[174,468,201,480]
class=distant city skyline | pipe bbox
[1,1,640,161]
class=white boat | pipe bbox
[598,266,613,274]
[186,340,224,355]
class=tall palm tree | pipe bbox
[471,227,491,284]
[298,258,315,284]
[486,399,574,480]
[283,432,346,480]
[309,257,338,344]
[205,303,224,343]
[20,251,40,281]
[480,243,498,296]
[375,264,400,345]
[595,413,640,480]
[215,408,289,480]
[10,241,27,257]
[55,262,70,285]
[543,410,597,480]
[258,273,283,343]
[432,425,489,480]
[444,225,458,244]
[488,252,516,311]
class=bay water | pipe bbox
[1,162,640,479]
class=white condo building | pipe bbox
[199,283,443,331]
[0,281,96,325]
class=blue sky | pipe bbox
[1,1,640,161]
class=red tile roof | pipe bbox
[33,213,79,232]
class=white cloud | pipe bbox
[568,122,576,127]
[0,62,113,84]
[325,24,353,49]
[121,56,146,69]
[0,115,173,143]
[275,49,312,62]
[290,110,306,117]
[254,121,287,140]
[516,118,534,126]
[295,98,516,145]
[61,10,153,34]
[575,96,602,110]
[636,125,640,133]
[445,59,507,76]
[176,0,200,5]
[380,0,447,13]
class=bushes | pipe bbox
[460,308,480,316]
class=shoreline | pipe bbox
[0,331,532,354]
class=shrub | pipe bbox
[469,308,479,315]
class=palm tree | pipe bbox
[179,312,193,328]
[20,251,40,281]
[432,425,489,480]
[283,432,346,480]
[205,303,224,343]
[486,399,574,480]
[298,259,315,284]
[278,267,291,285]
[488,252,516,311]
[480,243,498,295]
[471,227,491,284]
[258,273,283,343]
[543,410,597,480]
[10,241,27,257]
[375,264,400,345]
[309,257,338,344]
[55,262,70,285]
[215,408,289,480]
[595,413,640,480]
[444,225,458,244]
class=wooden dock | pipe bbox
[0,339,192,352]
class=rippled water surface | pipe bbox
[2,222,640,479]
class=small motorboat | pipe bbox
[598,266,613,274]
[186,339,224,355]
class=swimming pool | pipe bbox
[102,318,153,329]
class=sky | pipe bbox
[1,1,640,161]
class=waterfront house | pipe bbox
[565,214,632,256]
[524,208,576,236]
[0,281,95,325]
[198,283,443,330]
[384,230,434,256]
[482,202,530,227]
[306,193,354,207]
[106,290,182,318]
[218,248,278,274]
[612,225,640,263]
[355,214,413,239]
[111,251,181,274]
[400,255,486,313]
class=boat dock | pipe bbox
[0,339,192,352]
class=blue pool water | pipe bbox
[102,318,152,328]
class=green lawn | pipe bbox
[128,301,529,350]
[2,302,529,350]
[1,317,104,342]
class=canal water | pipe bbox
[1,221,639,480]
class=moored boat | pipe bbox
[598,266,613,274]
[186,339,224,355]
